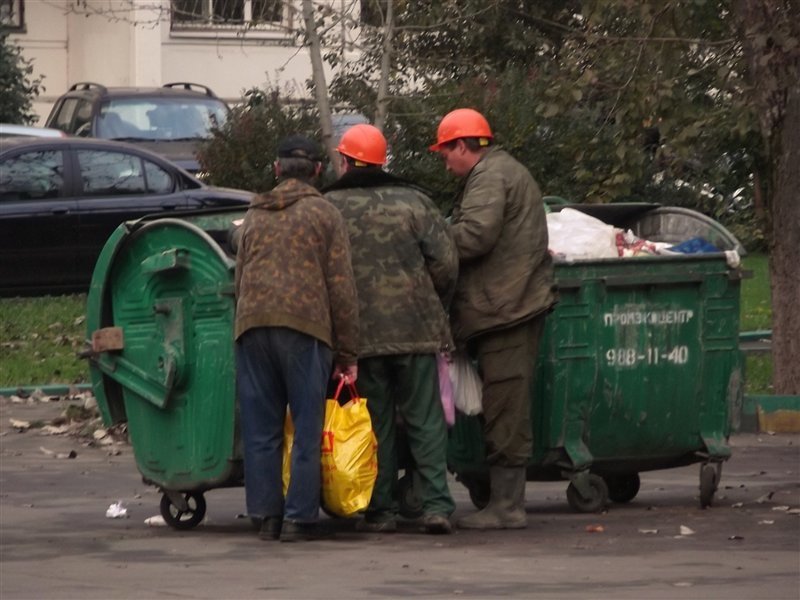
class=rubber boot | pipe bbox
[457,466,527,530]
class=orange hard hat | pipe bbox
[429,108,493,151]
[337,123,387,165]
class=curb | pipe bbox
[0,384,92,397]
[740,394,800,433]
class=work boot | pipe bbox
[457,466,527,530]
[422,513,453,535]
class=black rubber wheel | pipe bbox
[160,492,207,530]
[604,473,641,504]
[699,463,719,508]
[566,474,609,513]
[397,471,424,519]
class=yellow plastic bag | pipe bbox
[281,381,377,517]
[321,381,378,517]
[281,412,294,497]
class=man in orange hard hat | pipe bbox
[430,108,557,529]
[324,123,458,534]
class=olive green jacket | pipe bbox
[450,147,556,343]
[234,178,359,365]
[325,170,457,357]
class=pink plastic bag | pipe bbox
[437,353,455,426]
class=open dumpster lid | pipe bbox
[550,202,745,255]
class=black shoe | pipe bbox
[259,517,282,540]
[279,520,332,542]
[355,518,398,533]
[422,513,453,535]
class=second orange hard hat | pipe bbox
[429,108,493,151]
[337,123,387,165]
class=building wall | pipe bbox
[10,0,346,125]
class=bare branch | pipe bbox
[301,0,339,172]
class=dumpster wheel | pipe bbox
[397,471,424,519]
[604,473,641,504]
[699,462,721,509]
[566,474,609,513]
[160,491,207,530]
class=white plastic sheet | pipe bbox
[547,208,619,260]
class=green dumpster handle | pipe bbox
[543,195,571,206]
[603,272,706,287]
[94,353,175,410]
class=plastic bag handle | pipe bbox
[332,377,360,401]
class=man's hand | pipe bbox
[333,363,358,384]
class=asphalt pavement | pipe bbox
[1,393,798,600]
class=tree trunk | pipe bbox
[300,0,340,174]
[768,82,800,394]
[374,0,394,132]
[734,0,800,395]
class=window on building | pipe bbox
[0,0,24,30]
[171,0,285,30]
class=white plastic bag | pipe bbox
[547,208,619,260]
[448,352,483,415]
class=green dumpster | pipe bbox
[86,202,744,524]
[447,203,745,512]
[85,210,244,529]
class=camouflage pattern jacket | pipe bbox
[450,146,557,343]
[234,178,359,365]
[324,170,457,358]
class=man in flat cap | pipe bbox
[234,134,359,542]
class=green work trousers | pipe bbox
[470,314,546,467]
[358,353,455,521]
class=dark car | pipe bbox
[0,137,252,296]
[45,82,230,174]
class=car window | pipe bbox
[144,161,175,194]
[77,150,148,195]
[0,150,65,200]
[76,149,176,195]
[51,99,79,132]
[73,100,95,136]
[101,98,228,141]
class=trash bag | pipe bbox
[449,351,483,416]
[547,208,619,260]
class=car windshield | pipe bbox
[96,98,228,141]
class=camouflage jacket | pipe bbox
[450,147,557,342]
[324,170,457,357]
[234,178,359,365]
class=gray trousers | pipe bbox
[470,314,546,467]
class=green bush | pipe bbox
[0,31,45,124]
[198,87,321,193]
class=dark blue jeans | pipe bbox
[235,327,332,523]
